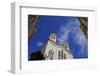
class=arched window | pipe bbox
[58,51,60,59]
[48,49,54,60]
[64,54,66,59]
[61,50,63,59]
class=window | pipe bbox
[61,50,63,59]
[64,54,66,59]
[58,51,60,59]
[50,50,54,60]
[48,49,54,60]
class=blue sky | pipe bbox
[28,15,88,59]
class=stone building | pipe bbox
[28,15,39,40]
[41,33,73,60]
[78,17,88,39]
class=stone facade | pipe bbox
[28,15,39,40]
[78,17,88,39]
[42,33,73,60]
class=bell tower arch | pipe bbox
[49,33,57,43]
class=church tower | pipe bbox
[42,33,73,60]
[49,33,57,43]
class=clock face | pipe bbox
[28,15,88,61]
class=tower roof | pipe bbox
[50,33,56,36]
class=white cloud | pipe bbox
[36,42,43,47]
[74,28,87,55]
[75,29,86,45]
[57,24,71,44]
[57,18,87,57]
[57,18,79,44]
